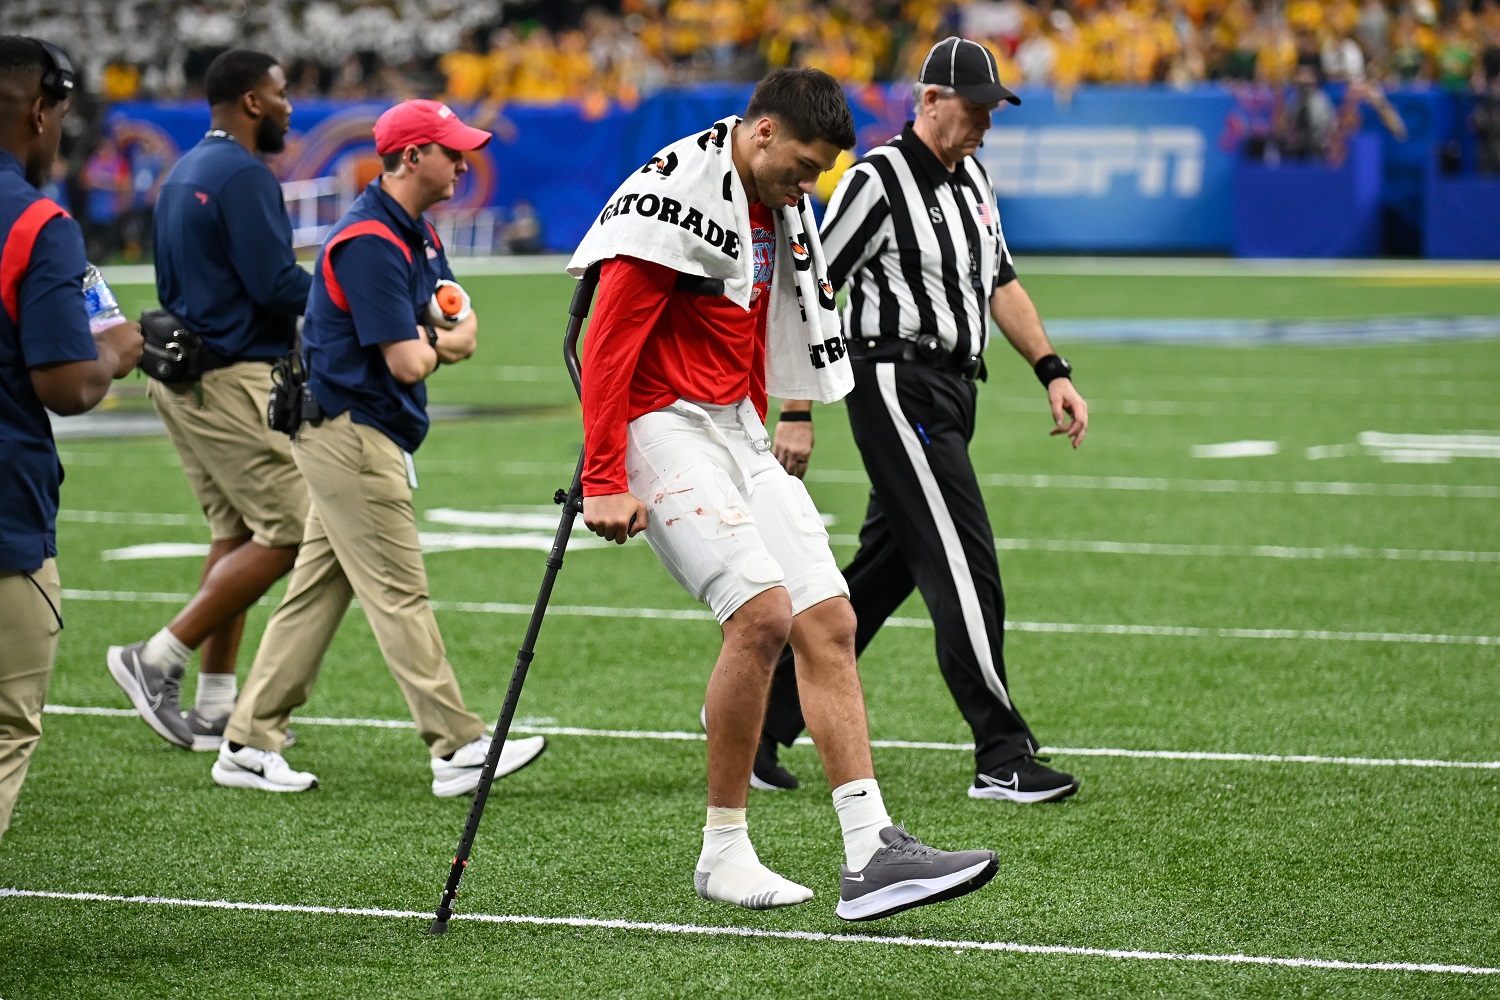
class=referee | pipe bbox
[763,37,1088,803]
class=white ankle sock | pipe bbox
[832,778,892,870]
[695,811,813,910]
[142,628,192,673]
[195,673,237,719]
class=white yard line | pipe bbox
[59,510,1500,563]
[58,589,1500,647]
[961,473,1500,499]
[989,537,1500,563]
[58,510,198,526]
[405,460,1500,499]
[42,706,1500,771]
[0,889,1493,975]
[982,396,1500,418]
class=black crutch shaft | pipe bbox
[429,458,583,933]
[428,263,600,935]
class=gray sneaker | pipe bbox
[835,825,998,921]
[185,708,296,753]
[107,642,194,749]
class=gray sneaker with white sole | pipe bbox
[106,642,194,749]
[835,825,998,921]
[185,709,296,752]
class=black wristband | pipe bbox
[1033,353,1072,387]
[778,410,811,422]
[424,323,439,349]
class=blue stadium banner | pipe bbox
[105,85,1467,257]
[972,87,1239,252]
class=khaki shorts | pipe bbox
[149,361,308,548]
[625,399,849,624]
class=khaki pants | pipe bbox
[149,362,308,547]
[0,560,62,841]
[226,413,485,758]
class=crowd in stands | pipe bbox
[2,0,1496,107]
[4,0,1497,260]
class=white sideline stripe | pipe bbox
[41,706,1500,770]
[56,511,1500,563]
[1190,440,1280,459]
[59,589,1500,646]
[818,471,1500,500]
[991,538,1500,564]
[377,459,1500,499]
[966,474,1500,499]
[1,889,1494,975]
[825,535,1500,564]
[59,510,198,526]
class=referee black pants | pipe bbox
[765,358,1038,774]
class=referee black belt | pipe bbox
[849,337,986,382]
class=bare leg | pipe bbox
[191,539,247,674]
[788,596,874,788]
[694,587,812,910]
[167,536,299,667]
[704,587,792,808]
[197,611,246,676]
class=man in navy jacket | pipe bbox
[1,35,141,840]
[107,49,312,753]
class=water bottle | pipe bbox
[82,264,125,333]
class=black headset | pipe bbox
[34,38,76,103]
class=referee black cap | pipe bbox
[919,37,1021,107]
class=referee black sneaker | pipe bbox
[836,825,998,921]
[750,735,799,791]
[968,754,1079,804]
[698,705,800,791]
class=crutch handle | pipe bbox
[563,262,601,399]
[673,274,724,297]
[564,264,722,400]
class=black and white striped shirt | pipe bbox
[819,123,1016,359]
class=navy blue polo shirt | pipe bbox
[303,178,453,454]
[153,135,311,361]
[0,150,99,572]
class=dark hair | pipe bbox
[0,35,49,85]
[745,68,856,149]
[204,49,280,107]
[379,142,435,173]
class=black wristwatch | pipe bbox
[1033,353,1072,387]
[424,323,439,349]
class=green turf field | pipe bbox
[2,264,1497,998]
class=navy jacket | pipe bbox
[0,150,98,571]
[153,135,310,361]
[303,178,454,454]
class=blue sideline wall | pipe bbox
[106,84,1489,257]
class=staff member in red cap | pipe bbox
[209,99,547,796]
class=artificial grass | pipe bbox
[4,267,1496,998]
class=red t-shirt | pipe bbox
[581,200,777,497]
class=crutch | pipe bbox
[428,261,722,935]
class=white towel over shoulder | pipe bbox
[567,116,852,404]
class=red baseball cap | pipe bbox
[373,100,492,154]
